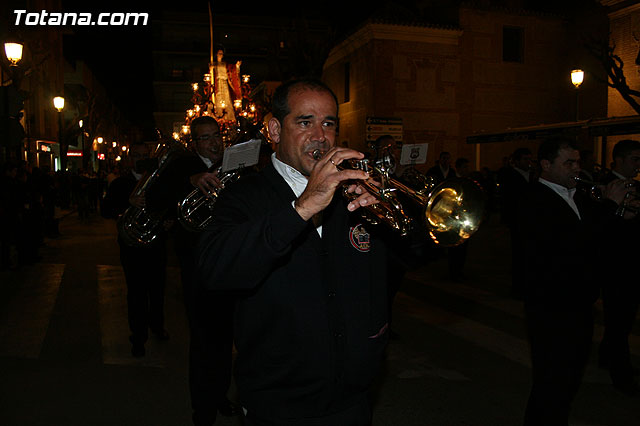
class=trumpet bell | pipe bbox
[424,178,486,247]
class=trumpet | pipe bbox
[177,167,242,232]
[313,149,486,247]
[573,175,639,216]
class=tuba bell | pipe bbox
[177,167,242,232]
[313,149,486,247]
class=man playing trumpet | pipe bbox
[597,139,640,396]
[196,78,395,425]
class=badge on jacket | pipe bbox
[349,223,370,252]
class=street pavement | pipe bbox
[0,209,638,426]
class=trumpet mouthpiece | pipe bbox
[312,149,323,160]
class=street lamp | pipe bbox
[53,96,65,170]
[4,42,23,66]
[571,69,584,88]
[53,96,64,112]
[571,69,584,121]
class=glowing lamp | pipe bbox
[571,69,584,88]
[4,42,23,66]
[53,96,65,112]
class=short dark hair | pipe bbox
[512,147,532,161]
[190,116,219,138]
[537,137,576,163]
[612,139,640,160]
[455,157,470,169]
[271,78,338,124]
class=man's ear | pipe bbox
[539,159,550,172]
[268,117,281,144]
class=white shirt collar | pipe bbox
[514,166,530,183]
[613,170,626,180]
[131,170,143,181]
[197,153,213,169]
[271,153,323,236]
[539,177,580,219]
[271,152,308,198]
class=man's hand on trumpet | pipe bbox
[602,178,638,219]
[190,171,223,197]
[294,147,379,222]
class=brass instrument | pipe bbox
[177,167,242,232]
[117,138,188,246]
[573,175,639,216]
[314,150,486,247]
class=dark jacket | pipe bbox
[516,182,611,311]
[196,162,389,421]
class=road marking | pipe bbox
[0,264,65,358]
[395,292,613,384]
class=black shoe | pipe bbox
[129,335,146,357]
[151,329,170,340]
[612,380,640,397]
[217,398,241,416]
[131,343,145,357]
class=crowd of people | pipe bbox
[0,160,109,270]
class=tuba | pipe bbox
[314,150,486,247]
[177,167,242,232]
[177,121,266,232]
[117,137,188,246]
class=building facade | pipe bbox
[323,3,609,171]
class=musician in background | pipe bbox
[517,137,630,425]
[146,115,240,425]
[426,151,455,184]
[196,78,389,425]
[597,138,640,396]
[497,147,532,299]
[104,143,170,358]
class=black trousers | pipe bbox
[599,281,639,385]
[119,238,167,343]
[174,231,234,423]
[523,307,593,426]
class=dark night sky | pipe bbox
[55,0,603,131]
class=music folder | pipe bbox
[221,139,261,173]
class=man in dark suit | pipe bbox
[196,78,390,425]
[426,151,455,184]
[597,139,640,396]
[517,137,629,426]
[146,115,239,425]
[103,143,170,358]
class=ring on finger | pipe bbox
[330,158,336,166]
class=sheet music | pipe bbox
[399,143,428,165]
[221,139,261,173]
